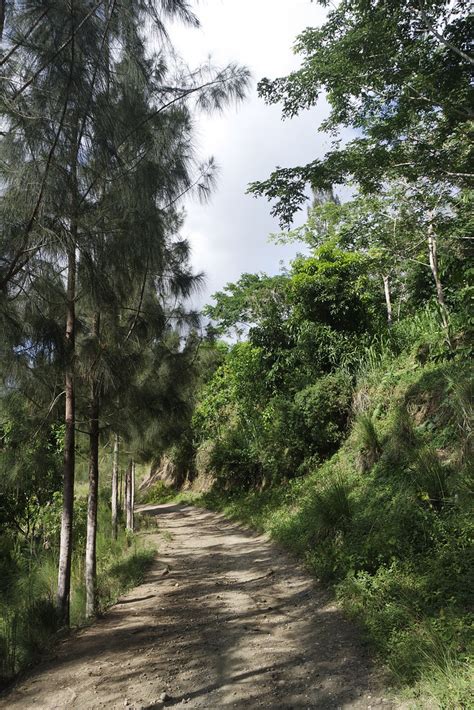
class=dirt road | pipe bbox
[0,504,402,709]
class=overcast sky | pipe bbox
[168,0,331,309]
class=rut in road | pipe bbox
[0,504,402,709]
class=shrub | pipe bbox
[294,371,353,458]
[211,426,263,489]
[140,481,176,505]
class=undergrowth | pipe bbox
[139,480,177,505]
[0,495,155,687]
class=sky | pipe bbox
[167,0,331,310]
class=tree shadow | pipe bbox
[1,503,389,709]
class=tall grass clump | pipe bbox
[0,550,59,684]
[354,412,382,471]
[444,374,473,465]
[310,477,352,539]
[411,446,451,510]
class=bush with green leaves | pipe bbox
[0,404,63,540]
[294,371,353,458]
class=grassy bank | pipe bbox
[0,495,155,687]
[148,352,473,709]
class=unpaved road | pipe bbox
[0,504,403,709]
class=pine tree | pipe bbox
[1,0,249,625]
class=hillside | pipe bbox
[144,313,473,708]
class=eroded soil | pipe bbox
[0,503,403,709]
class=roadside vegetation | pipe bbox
[147,312,473,707]
[142,3,472,704]
[0,485,154,686]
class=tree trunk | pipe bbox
[85,312,100,619]
[111,433,119,539]
[131,460,135,532]
[123,461,131,530]
[382,274,393,326]
[57,17,79,624]
[56,244,76,626]
[0,0,5,42]
[427,221,451,341]
[125,459,134,532]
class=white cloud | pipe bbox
[166,0,332,308]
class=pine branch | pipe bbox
[80,70,246,205]
[124,260,149,342]
[0,8,49,67]
[1,32,75,290]
[10,0,106,100]
[77,0,117,149]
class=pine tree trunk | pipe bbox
[0,0,5,42]
[111,433,119,539]
[125,461,130,530]
[56,244,76,626]
[57,14,79,625]
[382,274,393,325]
[85,312,100,619]
[131,460,135,532]
[427,221,451,342]
[126,459,134,531]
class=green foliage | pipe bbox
[0,399,63,538]
[248,1,472,226]
[139,481,176,505]
[294,371,353,457]
[289,242,383,334]
[204,273,288,338]
[194,350,353,487]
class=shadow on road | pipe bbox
[0,503,389,710]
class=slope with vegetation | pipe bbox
[174,314,472,708]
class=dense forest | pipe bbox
[0,1,472,708]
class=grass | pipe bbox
[0,494,155,687]
[354,412,382,471]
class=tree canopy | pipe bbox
[248,0,473,226]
